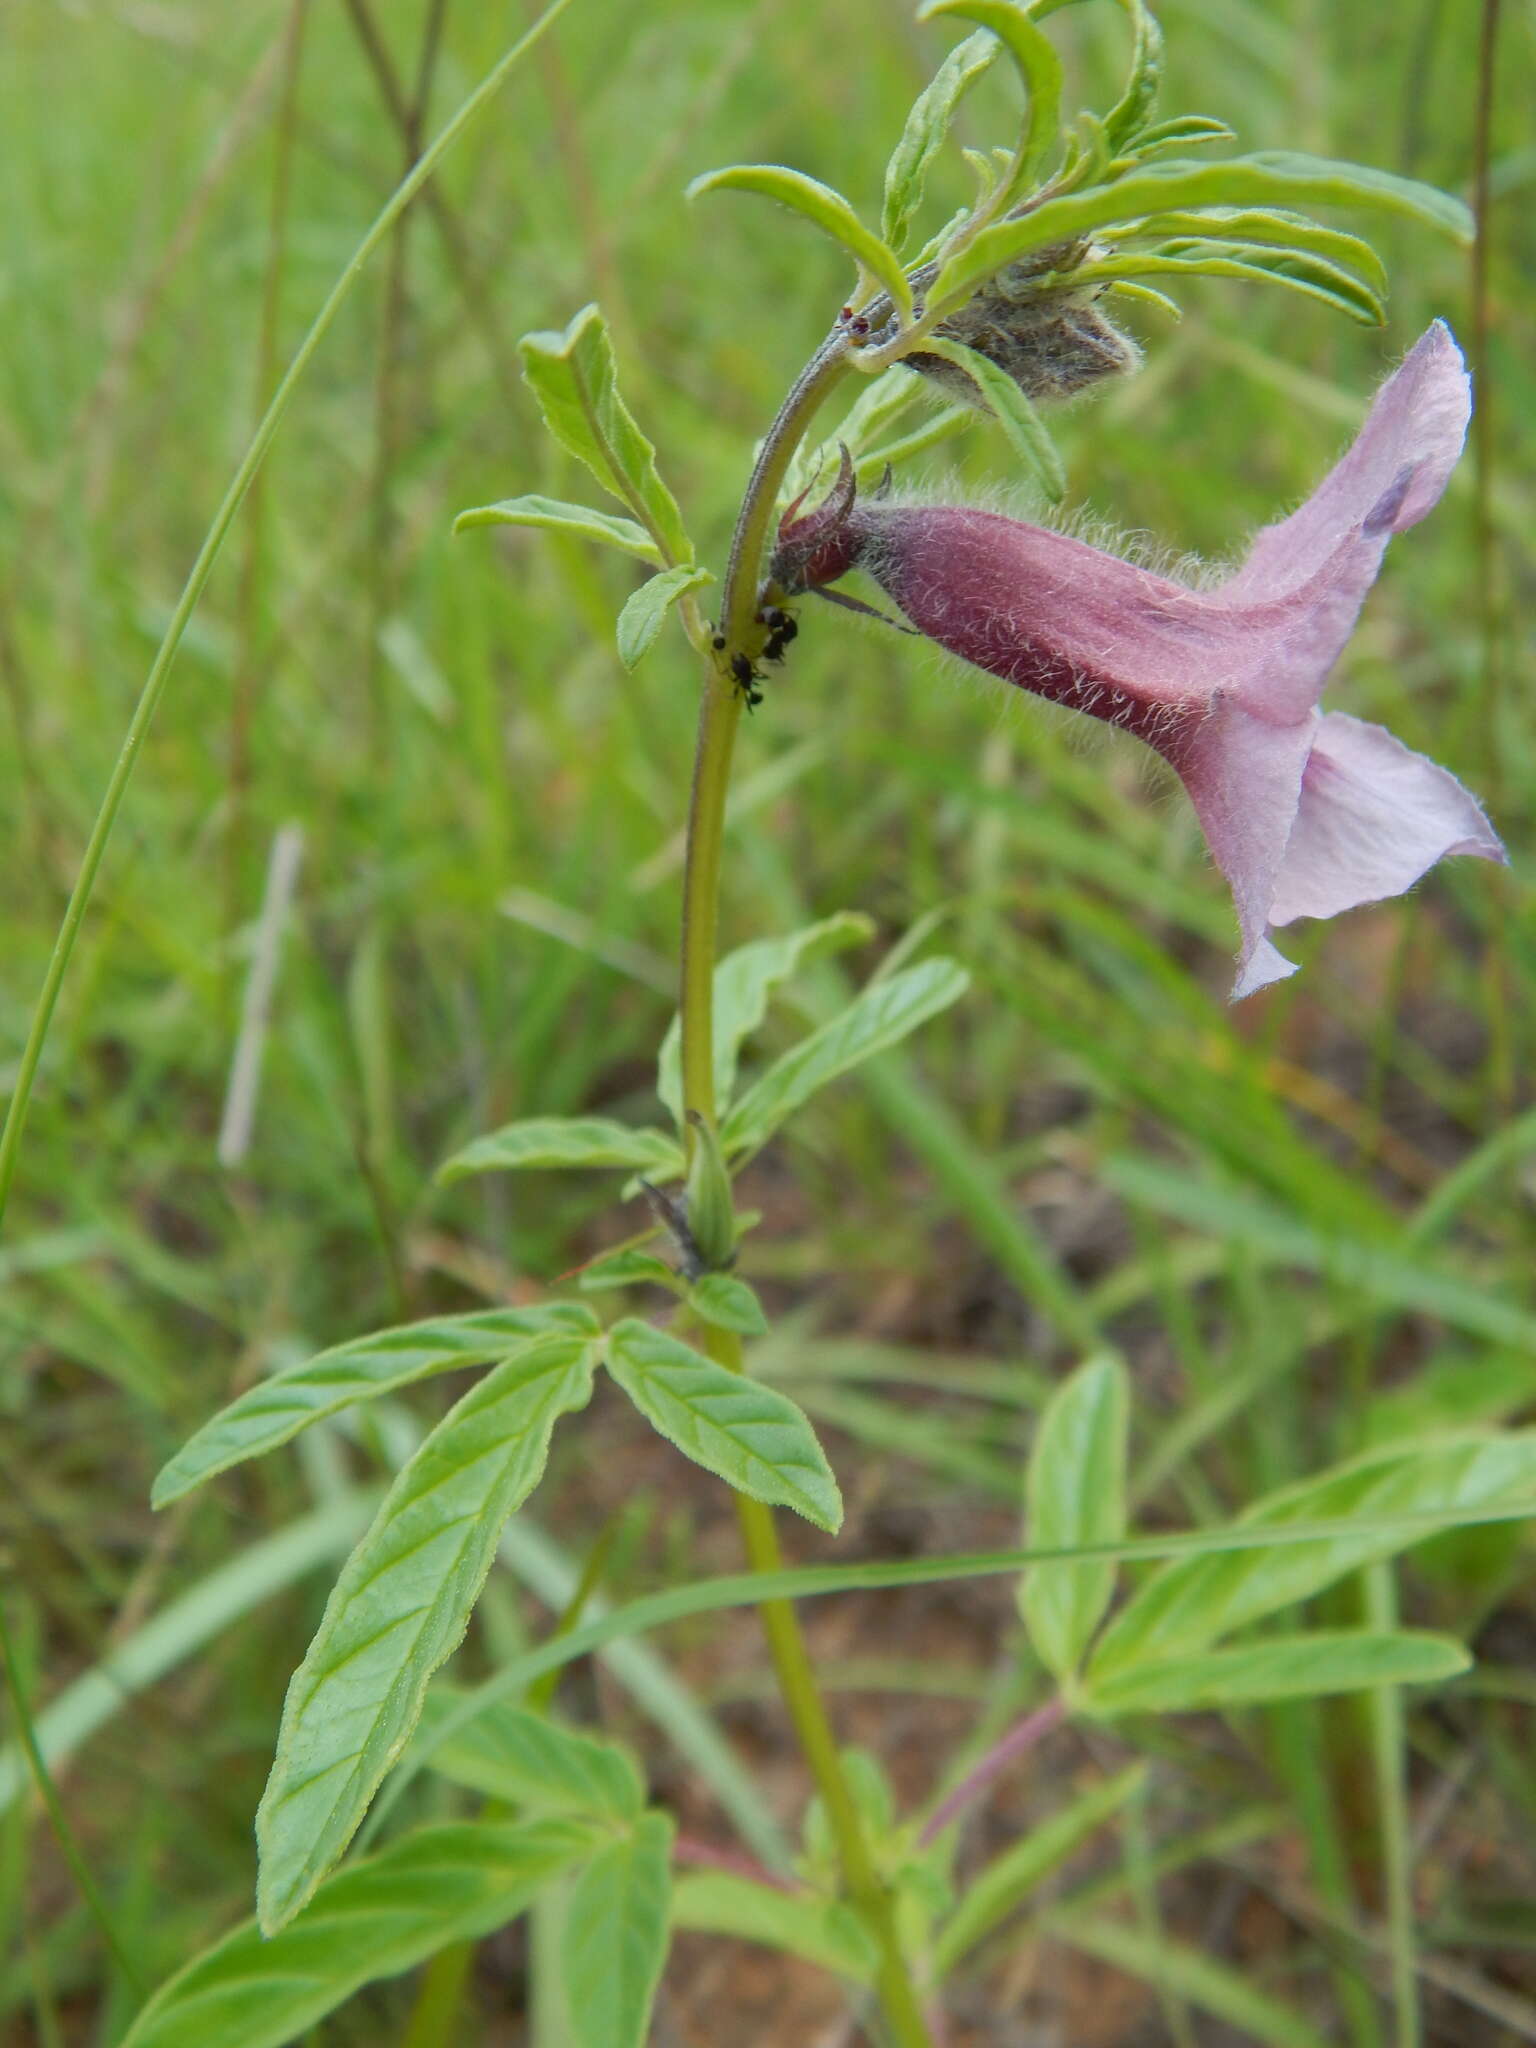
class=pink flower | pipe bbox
[771,322,1504,997]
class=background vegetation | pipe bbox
[1,0,1532,2040]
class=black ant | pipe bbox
[730,650,764,709]
[759,605,798,664]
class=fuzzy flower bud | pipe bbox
[906,242,1140,406]
[772,322,1503,998]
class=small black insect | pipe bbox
[730,650,764,709]
[711,631,727,651]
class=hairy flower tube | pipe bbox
[771,321,1503,997]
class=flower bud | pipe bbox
[908,242,1140,406]
[683,1112,737,1274]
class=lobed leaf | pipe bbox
[1019,1354,1129,1681]
[120,1818,595,2048]
[451,493,663,563]
[151,1303,597,1508]
[436,1115,684,1186]
[1083,1629,1471,1717]
[255,1334,598,1930]
[416,1690,644,1822]
[672,1870,877,1980]
[920,0,1063,195]
[930,152,1473,315]
[720,958,971,1155]
[616,564,713,671]
[1089,1432,1536,1682]
[656,911,875,1126]
[882,27,999,250]
[606,1319,842,1531]
[906,335,1066,499]
[933,1763,1146,1975]
[686,164,912,318]
[561,1812,675,2048]
[519,305,691,562]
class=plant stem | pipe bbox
[678,330,933,2046]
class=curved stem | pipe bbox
[677,335,933,2046]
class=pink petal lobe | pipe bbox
[1167,696,1313,997]
[1268,711,1506,928]
[1224,322,1470,607]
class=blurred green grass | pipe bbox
[1,0,1533,2040]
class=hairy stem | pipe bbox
[678,333,932,2047]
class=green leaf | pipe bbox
[1098,0,1164,152]
[416,1690,644,1822]
[686,164,912,318]
[561,1813,674,2048]
[882,27,999,250]
[1083,1629,1471,1717]
[721,958,971,1155]
[1077,246,1384,325]
[1019,1354,1129,1682]
[120,1818,594,2048]
[151,1303,598,1508]
[1130,114,1234,159]
[519,305,691,562]
[933,1763,1146,1975]
[1120,207,1387,289]
[616,564,713,671]
[931,152,1474,315]
[905,335,1065,500]
[656,911,875,1127]
[1089,1432,1536,1682]
[1050,1916,1333,2048]
[576,1247,679,1294]
[606,1319,842,1532]
[919,0,1063,195]
[255,1333,598,1930]
[437,1116,684,1186]
[451,493,663,563]
[690,1272,769,1337]
[672,1870,877,1980]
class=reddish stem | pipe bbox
[919,1697,1067,1847]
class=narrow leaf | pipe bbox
[1089,1432,1536,1681]
[616,564,713,671]
[576,1247,679,1294]
[919,0,1063,193]
[690,1273,769,1337]
[686,164,912,317]
[437,1116,684,1186]
[519,305,691,562]
[152,1303,597,1508]
[451,493,663,563]
[256,1334,598,1930]
[1084,1629,1471,1717]
[882,27,999,250]
[606,1319,842,1532]
[1131,114,1234,158]
[561,1813,675,2048]
[673,1871,877,1979]
[416,1690,644,1822]
[1099,0,1164,152]
[656,911,875,1126]
[933,1763,1146,1975]
[1120,206,1387,288]
[1050,1917,1334,2048]
[931,152,1474,315]
[1077,247,1384,325]
[1020,1354,1129,1681]
[721,958,971,1155]
[907,335,1066,499]
[120,1818,594,2048]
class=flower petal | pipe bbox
[1268,711,1506,928]
[1169,696,1314,998]
[1224,322,1470,607]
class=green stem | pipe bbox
[678,335,932,2047]
[0,0,580,1240]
